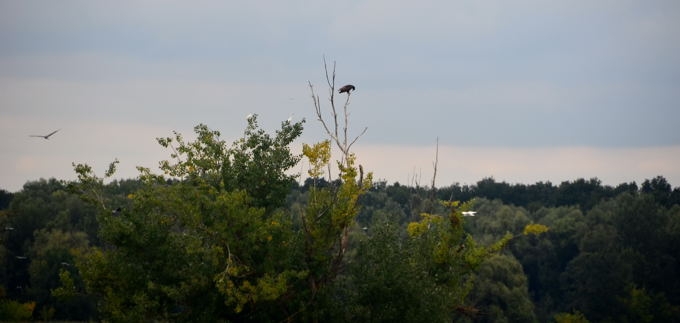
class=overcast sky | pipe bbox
[1,1,679,192]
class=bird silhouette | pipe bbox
[30,129,60,140]
[462,211,477,216]
[338,84,356,94]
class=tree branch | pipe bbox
[430,137,439,200]
[310,57,368,166]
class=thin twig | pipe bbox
[323,57,340,146]
[309,82,340,145]
[347,126,368,153]
[430,137,439,200]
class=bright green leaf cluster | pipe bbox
[523,223,549,236]
[302,140,331,179]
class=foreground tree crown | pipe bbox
[56,104,520,322]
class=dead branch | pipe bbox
[430,137,439,200]
[309,57,367,166]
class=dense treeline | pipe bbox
[435,175,680,211]
[360,176,680,322]
[2,171,678,321]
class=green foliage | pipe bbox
[69,116,377,321]
[27,229,90,318]
[337,214,448,322]
[404,201,513,319]
[0,189,12,210]
[154,116,304,210]
[51,269,76,300]
[71,159,119,210]
[507,192,680,322]
[554,310,590,323]
[0,179,99,320]
[302,140,331,179]
[0,298,35,321]
[620,286,680,323]
[222,116,304,209]
[436,177,642,211]
[299,143,373,320]
[523,223,549,236]
[72,118,308,321]
[467,254,537,323]
[316,196,517,322]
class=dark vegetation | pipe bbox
[2,170,679,321]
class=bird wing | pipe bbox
[30,129,60,138]
[45,129,60,138]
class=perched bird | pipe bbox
[30,129,60,140]
[462,211,477,217]
[338,84,356,94]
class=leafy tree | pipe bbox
[0,178,97,304]
[466,254,537,323]
[298,140,372,315]
[619,286,679,323]
[356,189,408,227]
[408,201,513,320]
[560,249,633,322]
[514,206,585,320]
[27,229,92,320]
[0,189,12,210]
[0,296,35,321]
[641,175,672,206]
[556,178,607,211]
[68,106,379,322]
[334,212,445,322]
[465,198,532,245]
[69,117,307,321]
[553,310,590,323]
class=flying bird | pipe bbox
[338,84,356,94]
[30,129,60,140]
[462,211,477,217]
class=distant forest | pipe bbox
[1,118,679,322]
[2,173,679,322]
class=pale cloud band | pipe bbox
[2,122,678,191]
[352,144,680,187]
